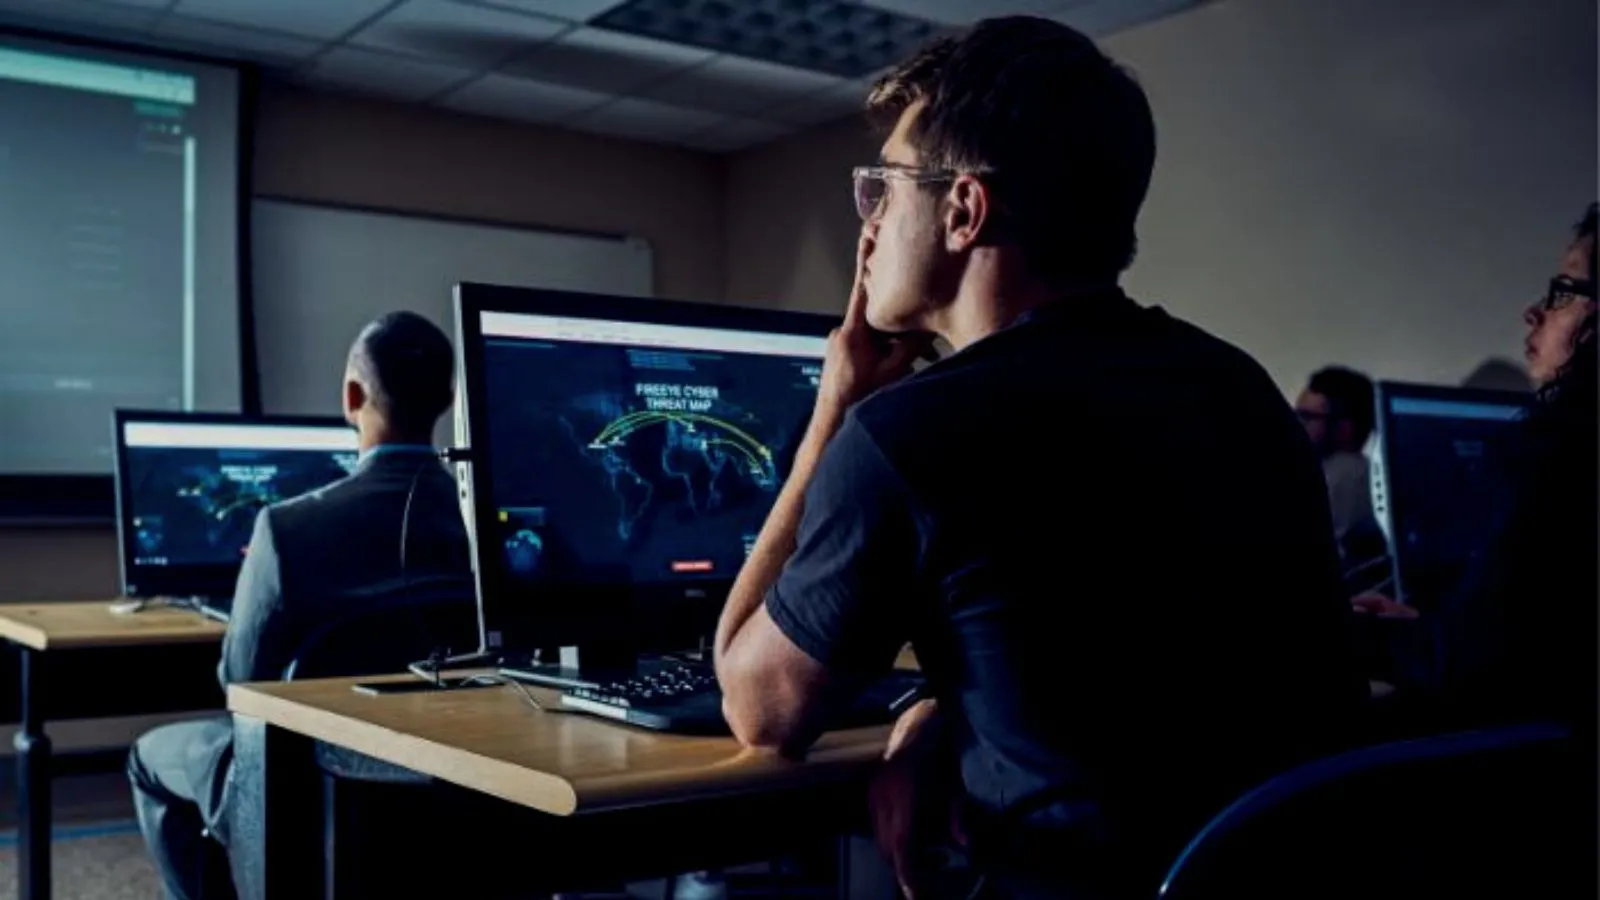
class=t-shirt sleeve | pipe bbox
[764,415,921,678]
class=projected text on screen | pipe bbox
[0,36,241,482]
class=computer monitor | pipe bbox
[453,283,833,670]
[1371,382,1531,611]
[113,410,360,600]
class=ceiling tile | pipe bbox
[571,96,724,143]
[678,116,792,152]
[351,0,568,68]
[1048,0,1204,37]
[153,16,325,65]
[0,0,163,33]
[858,0,1066,26]
[462,0,626,22]
[173,0,395,40]
[643,54,842,118]
[307,46,476,102]
[503,25,712,94]
[438,71,610,122]
[760,73,877,127]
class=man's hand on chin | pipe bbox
[812,233,935,432]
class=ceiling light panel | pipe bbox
[591,0,942,78]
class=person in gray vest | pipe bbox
[127,311,470,900]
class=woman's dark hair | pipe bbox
[1534,326,1596,423]
[1579,201,1598,268]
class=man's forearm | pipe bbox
[714,406,844,663]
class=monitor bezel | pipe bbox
[1372,380,1531,608]
[453,281,836,654]
[112,409,356,600]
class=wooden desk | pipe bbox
[0,601,226,900]
[0,600,226,652]
[226,674,896,898]
[229,675,890,816]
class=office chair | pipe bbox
[280,573,481,897]
[1158,721,1584,900]
[280,572,480,682]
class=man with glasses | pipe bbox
[714,16,1362,899]
[1294,365,1381,564]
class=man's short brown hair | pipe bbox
[867,16,1156,282]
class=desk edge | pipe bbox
[0,619,49,651]
[227,684,582,816]
[40,628,226,650]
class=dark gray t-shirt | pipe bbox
[766,291,1364,893]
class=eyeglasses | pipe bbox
[851,164,968,222]
[1539,276,1595,312]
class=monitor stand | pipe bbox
[500,640,642,690]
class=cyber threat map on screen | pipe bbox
[125,447,356,566]
[485,335,821,585]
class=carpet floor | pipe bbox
[0,768,162,900]
[0,823,163,900]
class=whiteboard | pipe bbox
[250,198,653,434]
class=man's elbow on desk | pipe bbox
[716,610,825,752]
[721,691,802,751]
[718,658,812,752]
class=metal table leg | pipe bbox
[14,646,51,900]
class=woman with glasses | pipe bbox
[1523,210,1597,387]
[1356,202,1596,730]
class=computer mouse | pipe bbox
[108,599,146,615]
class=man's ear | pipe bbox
[343,378,366,426]
[942,174,990,252]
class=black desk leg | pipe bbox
[229,715,321,900]
[836,834,851,900]
[14,646,51,900]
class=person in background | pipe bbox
[127,312,471,900]
[1355,202,1597,729]
[713,16,1363,900]
[1295,366,1381,563]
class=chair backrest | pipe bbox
[1158,721,1584,900]
[281,573,480,681]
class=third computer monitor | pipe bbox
[454,283,833,654]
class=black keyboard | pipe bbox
[558,662,927,735]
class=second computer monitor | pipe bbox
[113,410,360,599]
[1372,381,1531,611]
[454,283,833,651]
